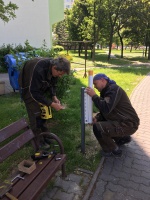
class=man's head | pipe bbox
[52,57,70,77]
[93,73,109,92]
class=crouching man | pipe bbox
[86,73,139,157]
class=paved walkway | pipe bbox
[0,73,13,93]
[1,73,150,200]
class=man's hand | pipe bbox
[51,102,65,111]
[86,87,96,97]
[52,96,60,104]
[93,117,97,124]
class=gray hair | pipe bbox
[53,57,70,75]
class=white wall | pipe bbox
[0,0,51,48]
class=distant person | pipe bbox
[18,57,70,148]
[86,73,139,157]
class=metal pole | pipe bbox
[83,42,87,78]
[81,87,85,154]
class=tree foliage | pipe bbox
[0,0,18,22]
[54,0,150,60]
[53,19,69,44]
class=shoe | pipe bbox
[44,137,54,145]
[31,151,49,160]
[101,151,112,157]
[115,136,131,146]
[39,142,50,150]
[101,148,122,158]
[112,149,122,157]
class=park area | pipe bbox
[0,48,150,182]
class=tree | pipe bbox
[115,0,142,57]
[63,0,150,60]
[122,0,150,59]
[142,0,150,59]
[0,0,18,22]
[66,0,106,60]
[53,19,69,44]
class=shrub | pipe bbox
[53,45,64,52]
[56,70,76,99]
[37,48,57,58]
[0,44,14,72]
[57,53,73,61]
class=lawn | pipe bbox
[0,49,150,181]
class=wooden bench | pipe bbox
[0,118,66,200]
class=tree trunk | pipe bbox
[78,43,82,57]
[92,44,95,62]
[130,45,133,52]
[118,30,124,58]
[145,45,147,57]
[108,32,113,61]
[148,43,150,60]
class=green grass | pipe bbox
[59,49,149,69]
[0,50,150,182]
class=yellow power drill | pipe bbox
[39,103,52,119]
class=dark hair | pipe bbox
[53,57,70,75]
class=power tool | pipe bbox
[39,103,52,119]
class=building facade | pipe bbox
[0,0,64,48]
[64,0,74,9]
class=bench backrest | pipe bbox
[0,118,35,163]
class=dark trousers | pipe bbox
[24,100,48,144]
[93,120,138,152]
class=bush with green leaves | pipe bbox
[55,69,76,99]
[0,41,57,72]
[57,53,73,61]
[0,44,14,71]
[53,45,64,52]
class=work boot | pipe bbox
[39,141,50,150]
[44,137,54,145]
[101,147,122,158]
[114,136,131,146]
[111,148,122,157]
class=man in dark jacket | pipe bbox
[86,73,139,157]
[18,57,70,148]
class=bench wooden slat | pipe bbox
[19,154,66,200]
[2,155,66,200]
[10,156,55,197]
[0,118,28,143]
[0,129,35,163]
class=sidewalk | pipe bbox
[1,73,150,200]
[0,73,13,93]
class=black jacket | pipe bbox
[92,83,139,127]
[18,58,58,106]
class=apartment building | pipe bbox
[64,0,74,9]
[0,0,64,48]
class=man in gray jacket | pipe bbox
[18,57,70,148]
[86,73,139,157]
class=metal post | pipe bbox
[81,87,85,154]
[83,42,87,78]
